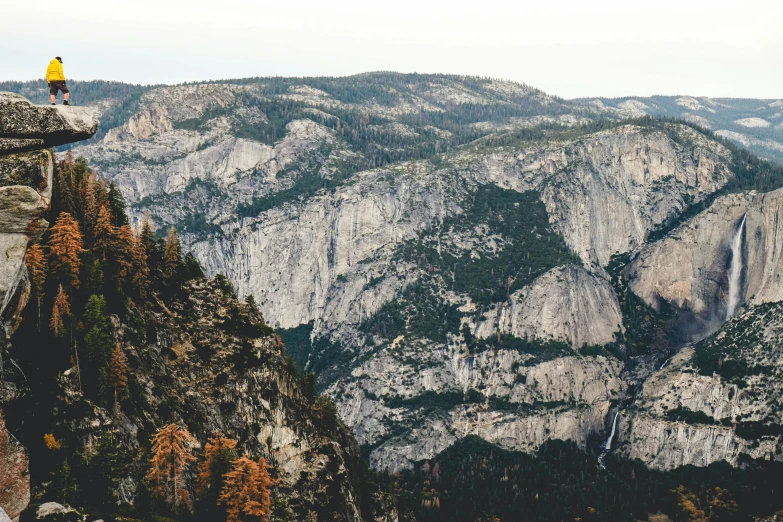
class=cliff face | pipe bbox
[63,76,752,474]
[0,93,98,522]
[630,188,783,321]
[48,75,782,478]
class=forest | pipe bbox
[6,154,350,521]
[394,436,783,522]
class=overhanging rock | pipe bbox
[0,92,99,152]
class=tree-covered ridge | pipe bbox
[7,155,386,521]
[579,94,783,164]
[395,436,783,522]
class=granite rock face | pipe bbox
[62,77,783,475]
[65,77,755,473]
[0,92,98,522]
[629,188,783,333]
[0,93,98,151]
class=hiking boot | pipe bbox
[63,100,70,106]
[51,102,56,105]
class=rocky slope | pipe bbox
[0,93,98,522]
[49,74,783,475]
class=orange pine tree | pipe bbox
[109,343,129,408]
[163,227,182,279]
[147,423,197,509]
[48,212,84,289]
[93,204,114,262]
[49,285,70,336]
[197,435,238,497]
[25,243,47,329]
[218,457,275,522]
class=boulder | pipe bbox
[35,503,78,521]
[0,92,98,150]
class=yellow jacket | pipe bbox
[46,59,65,82]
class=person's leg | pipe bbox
[61,83,70,104]
[49,82,57,104]
[50,93,56,104]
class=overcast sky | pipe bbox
[2,0,781,99]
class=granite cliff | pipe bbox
[51,74,783,476]
[0,92,98,522]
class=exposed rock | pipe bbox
[35,503,75,519]
[474,265,623,348]
[629,189,783,324]
[0,411,28,522]
[0,93,98,148]
[0,92,97,522]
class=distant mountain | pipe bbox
[575,95,783,163]
[4,73,783,521]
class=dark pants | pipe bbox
[49,81,69,95]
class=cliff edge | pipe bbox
[0,92,97,522]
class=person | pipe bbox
[46,57,70,105]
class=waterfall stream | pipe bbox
[598,411,620,468]
[604,411,619,450]
[726,214,747,320]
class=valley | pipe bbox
[1,74,783,521]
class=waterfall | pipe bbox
[726,214,747,320]
[598,411,620,468]
[604,411,620,450]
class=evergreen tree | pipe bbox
[50,285,70,336]
[197,435,238,510]
[25,243,47,329]
[140,213,156,259]
[108,343,129,409]
[218,457,275,522]
[48,213,84,290]
[163,227,182,281]
[107,181,129,227]
[93,205,114,263]
[147,424,197,510]
[182,252,204,280]
[82,295,114,399]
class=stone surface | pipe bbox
[630,189,783,322]
[0,411,28,522]
[0,92,97,522]
[35,503,74,519]
[0,92,98,146]
[473,264,623,348]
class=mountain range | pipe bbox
[1,73,783,521]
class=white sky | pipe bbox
[2,0,781,99]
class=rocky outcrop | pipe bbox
[473,264,623,348]
[0,93,98,151]
[0,93,98,522]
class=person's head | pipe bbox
[55,57,62,63]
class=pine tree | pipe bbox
[197,435,238,505]
[218,457,275,522]
[83,295,115,399]
[50,285,70,336]
[147,423,197,510]
[48,212,84,289]
[163,227,182,280]
[25,243,47,329]
[109,343,129,409]
[140,213,155,259]
[107,181,129,227]
[93,205,114,263]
